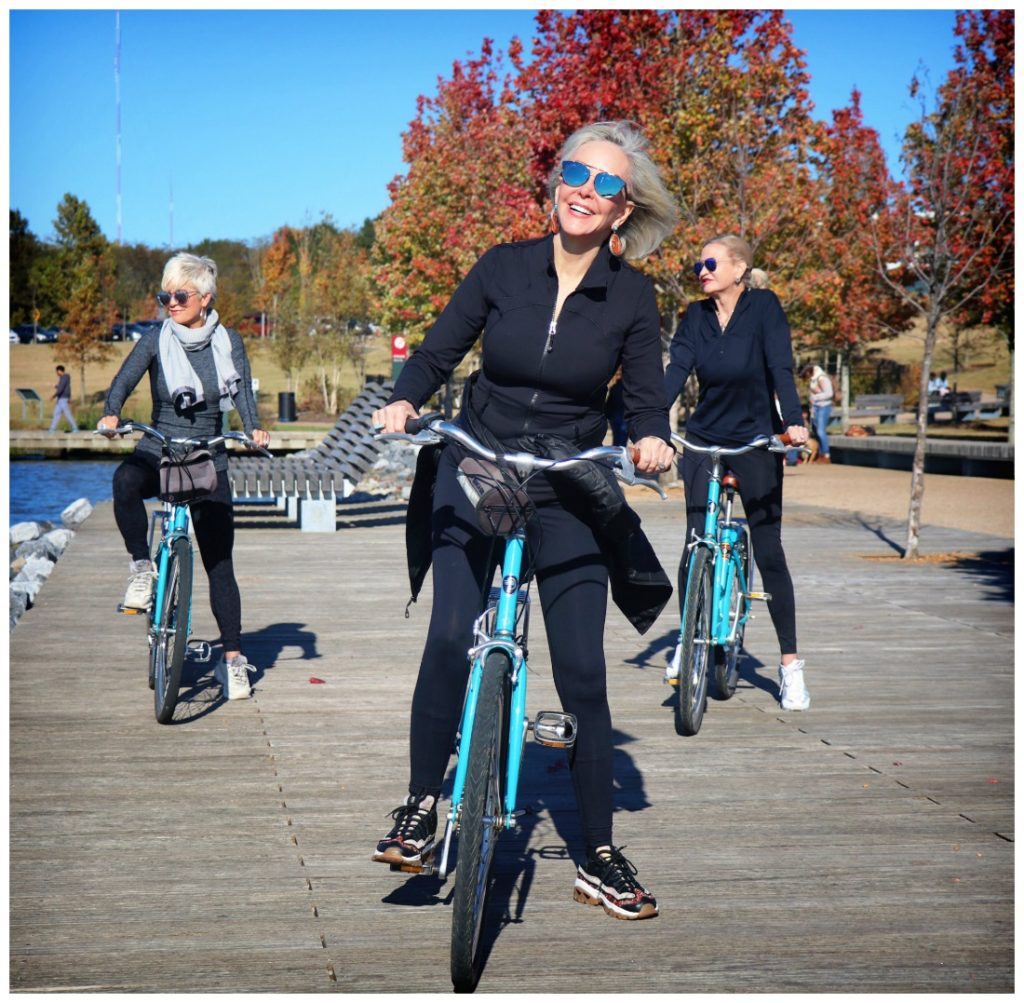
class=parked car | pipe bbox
[130,320,162,340]
[11,323,37,344]
[34,327,59,343]
[9,329,19,344]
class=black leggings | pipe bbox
[679,442,798,655]
[112,452,243,652]
[408,448,616,851]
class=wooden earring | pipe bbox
[609,225,624,257]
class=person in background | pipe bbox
[803,364,834,463]
[665,234,811,713]
[97,253,270,700]
[48,365,78,433]
[372,120,679,920]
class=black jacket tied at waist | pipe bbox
[404,374,672,635]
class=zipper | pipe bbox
[526,305,559,435]
[543,315,557,354]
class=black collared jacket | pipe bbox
[664,288,804,447]
[389,234,671,447]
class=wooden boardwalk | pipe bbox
[9,490,1013,992]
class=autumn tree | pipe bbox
[873,9,1014,558]
[258,225,309,392]
[52,194,116,403]
[371,39,541,345]
[815,90,916,406]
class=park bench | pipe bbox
[228,378,394,532]
[830,394,904,424]
[927,390,1002,423]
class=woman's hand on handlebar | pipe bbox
[632,435,676,476]
[250,428,271,450]
[782,424,808,447]
[96,415,121,438]
[372,399,419,434]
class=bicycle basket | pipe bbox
[456,456,534,537]
[158,446,217,504]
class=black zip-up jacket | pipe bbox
[388,234,671,447]
[664,288,804,447]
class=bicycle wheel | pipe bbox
[152,537,192,724]
[676,547,713,736]
[451,650,509,992]
[714,529,750,701]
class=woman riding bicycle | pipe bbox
[664,235,811,711]
[372,121,678,920]
[97,253,270,701]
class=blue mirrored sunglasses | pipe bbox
[561,160,628,199]
[692,258,719,278]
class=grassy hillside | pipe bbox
[8,336,395,430]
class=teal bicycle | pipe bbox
[380,415,657,992]
[666,432,792,736]
[103,421,268,724]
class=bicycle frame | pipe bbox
[150,501,194,642]
[437,531,530,879]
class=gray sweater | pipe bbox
[104,327,261,471]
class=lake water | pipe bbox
[9,458,121,526]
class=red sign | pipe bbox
[391,335,408,361]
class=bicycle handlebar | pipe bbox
[377,412,666,494]
[670,431,795,456]
[94,421,273,457]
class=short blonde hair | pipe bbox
[704,234,754,284]
[162,253,217,299]
[548,120,679,260]
[748,267,769,289]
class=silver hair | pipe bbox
[748,267,770,289]
[162,252,218,299]
[547,120,679,260]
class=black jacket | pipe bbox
[664,288,803,447]
[389,234,672,447]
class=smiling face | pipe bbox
[696,241,747,296]
[164,285,212,328]
[555,140,634,246]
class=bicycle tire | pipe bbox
[451,650,509,992]
[677,547,713,736]
[714,529,750,701]
[153,537,192,724]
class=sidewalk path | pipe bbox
[9,468,1013,992]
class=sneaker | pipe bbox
[778,659,810,711]
[215,654,253,700]
[573,846,659,920]
[663,644,680,684]
[372,794,437,865]
[123,559,157,610]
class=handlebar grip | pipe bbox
[776,432,793,446]
[404,411,443,434]
[630,446,641,465]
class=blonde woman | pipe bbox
[802,364,834,462]
[665,234,811,713]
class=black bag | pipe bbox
[455,456,533,537]
[159,447,217,503]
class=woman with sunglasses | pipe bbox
[664,234,811,711]
[371,121,679,919]
[97,253,270,700]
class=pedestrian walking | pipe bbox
[48,365,78,433]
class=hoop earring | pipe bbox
[609,224,624,257]
[549,204,559,234]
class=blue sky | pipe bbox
[9,8,961,249]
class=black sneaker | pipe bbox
[573,846,659,920]
[372,794,438,865]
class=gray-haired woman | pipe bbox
[98,253,270,700]
[371,120,679,919]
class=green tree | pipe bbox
[10,210,43,327]
[52,194,116,404]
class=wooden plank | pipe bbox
[9,492,1013,992]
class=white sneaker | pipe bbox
[123,559,157,610]
[664,644,681,684]
[778,659,810,711]
[215,654,253,700]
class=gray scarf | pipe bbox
[157,309,241,412]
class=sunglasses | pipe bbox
[156,289,201,307]
[692,258,719,278]
[560,160,628,199]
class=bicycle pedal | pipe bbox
[530,711,578,749]
[186,640,212,662]
[117,603,146,615]
[389,860,436,876]
[744,591,773,602]
[665,676,679,687]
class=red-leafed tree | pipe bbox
[815,89,916,404]
[873,9,1014,558]
[371,39,541,344]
